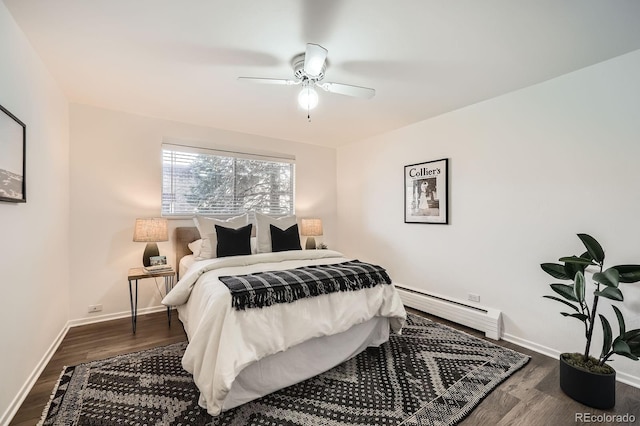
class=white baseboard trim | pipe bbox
[2,305,170,425]
[0,322,70,426]
[502,332,640,388]
[67,305,168,328]
[502,332,560,359]
[616,371,640,388]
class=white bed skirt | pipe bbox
[222,316,390,411]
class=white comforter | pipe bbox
[162,249,406,416]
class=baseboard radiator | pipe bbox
[395,284,502,340]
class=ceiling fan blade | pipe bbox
[238,77,299,86]
[317,82,375,99]
[304,43,328,77]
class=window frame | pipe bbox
[161,143,295,218]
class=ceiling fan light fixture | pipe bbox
[238,43,375,119]
[298,86,319,110]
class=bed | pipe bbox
[163,223,407,416]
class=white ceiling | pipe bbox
[4,1,640,148]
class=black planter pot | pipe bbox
[559,353,616,409]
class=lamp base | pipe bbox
[305,236,316,250]
[142,242,160,267]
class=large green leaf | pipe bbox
[623,329,640,341]
[559,256,594,265]
[628,340,640,357]
[628,338,640,357]
[594,287,624,301]
[542,295,579,312]
[574,271,585,303]
[580,251,593,261]
[600,315,613,358]
[560,312,589,322]
[550,283,579,302]
[564,260,586,281]
[612,305,625,336]
[593,268,620,288]
[622,328,640,346]
[541,263,571,280]
[623,329,640,355]
[619,352,640,361]
[613,340,639,360]
[628,339,640,347]
[578,234,605,264]
[612,265,640,283]
[613,339,629,353]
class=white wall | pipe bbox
[69,104,337,321]
[337,50,640,384]
[0,2,70,423]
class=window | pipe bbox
[162,144,295,216]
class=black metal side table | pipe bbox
[127,267,175,333]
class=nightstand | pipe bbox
[127,267,176,333]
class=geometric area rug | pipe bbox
[39,314,529,426]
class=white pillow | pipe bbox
[193,214,249,259]
[187,239,203,257]
[255,212,297,253]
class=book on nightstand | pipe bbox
[143,265,173,274]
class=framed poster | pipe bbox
[404,158,448,224]
[0,104,26,203]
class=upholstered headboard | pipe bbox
[175,226,201,279]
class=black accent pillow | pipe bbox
[270,224,302,252]
[216,224,253,258]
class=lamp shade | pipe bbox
[301,218,323,236]
[133,218,168,242]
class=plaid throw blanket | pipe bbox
[218,260,392,310]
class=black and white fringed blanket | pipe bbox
[218,260,392,310]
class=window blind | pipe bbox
[162,144,295,216]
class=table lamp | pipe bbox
[133,218,168,266]
[301,218,323,249]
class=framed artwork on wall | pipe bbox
[404,158,448,224]
[0,104,26,203]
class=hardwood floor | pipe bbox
[10,312,187,426]
[9,309,640,425]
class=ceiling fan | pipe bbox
[238,43,375,114]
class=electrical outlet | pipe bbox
[468,293,480,303]
[88,304,103,313]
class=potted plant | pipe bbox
[541,233,640,409]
